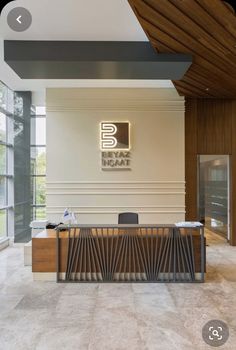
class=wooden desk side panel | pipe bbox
[32,238,68,273]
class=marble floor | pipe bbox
[0,231,236,350]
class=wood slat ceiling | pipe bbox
[128,0,236,98]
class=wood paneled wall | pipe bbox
[185,98,236,245]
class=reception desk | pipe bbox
[32,224,205,283]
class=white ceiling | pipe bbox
[0,0,174,105]
[1,0,148,41]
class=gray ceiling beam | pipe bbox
[4,41,192,80]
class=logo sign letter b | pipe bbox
[101,123,118,149]
[100,122,130,150]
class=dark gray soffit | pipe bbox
[4,41,192,80]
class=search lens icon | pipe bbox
[212,329,219,337]
[202,320,229,347]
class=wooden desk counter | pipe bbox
[32,226,205,279]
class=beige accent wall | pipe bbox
[46,88,185,224]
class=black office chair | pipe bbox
[118,212,139,224]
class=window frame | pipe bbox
[30,110,46,221]
[0,89,14,240]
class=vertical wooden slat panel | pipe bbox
[185,98,198,220]
[197,99,232,154]
[185,98,236,245]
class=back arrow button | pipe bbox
[16,15,22,24]
[7,7,32,32]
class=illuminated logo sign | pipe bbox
[100,122,130,150]
[100,122,131,170]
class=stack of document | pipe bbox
[175,221,203,227]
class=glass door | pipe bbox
[199,155,230,240]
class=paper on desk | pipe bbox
[175,221,203,227]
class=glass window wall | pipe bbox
[0,82,14,240]
[31,107,46,221]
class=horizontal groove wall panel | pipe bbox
[46,88,185,225]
